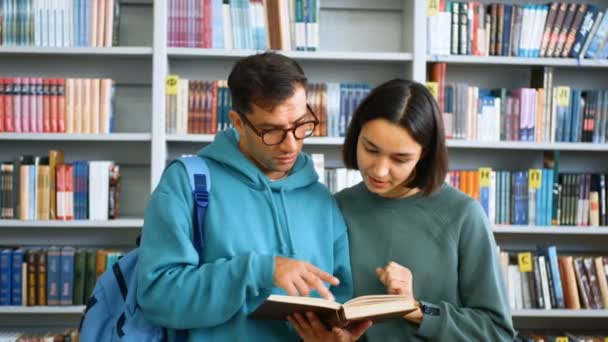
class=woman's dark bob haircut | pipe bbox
[343,79,448,196]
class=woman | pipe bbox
[290,79,515,341]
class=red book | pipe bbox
[13,77,21,132]
[0,78,5,132]
[203,0,212,48]
[28,77,37,132]
[4,78,14,132]
[21,77,30,133]
[211,80,218,134]
[65,164,74,221]
[57,79,66,133]
[50,79,58,133]
[43,79,51,132]
[56,164,66,220]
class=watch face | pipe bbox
[421,304,441,316]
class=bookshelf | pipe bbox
[427,54,608,68]
[0,47,153,56]
[2,0,608,335]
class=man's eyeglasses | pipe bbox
[238,104,319,146]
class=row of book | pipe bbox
[167,0,319,51]
[311,154,363,194]
[0,246,123,306]
[516,333,608,342]
[427,1,608,59]
[164,76,370,137]
[0,330,79,342]
[499,246,608,310]
[448,166,608,227]
[427,64,608,143]
[0,77,116,134]
[0,150,121,221]
[0,0,120,48]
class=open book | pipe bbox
[249,294,417,327]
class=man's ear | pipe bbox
[229,110,245,135]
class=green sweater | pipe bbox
[335,183,515,341]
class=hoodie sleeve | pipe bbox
[415,200,515,341]
[329,199,354,304]
[136,163,275,329]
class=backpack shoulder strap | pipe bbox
[172,155,211,265]
[172,155,210,342]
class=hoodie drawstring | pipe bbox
[278,188,296,256]
[262,179,296,256]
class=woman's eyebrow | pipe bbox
[362,137,416,157]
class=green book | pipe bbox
[73,249,86,305]
[84,250,97,301]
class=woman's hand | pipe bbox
[376,261,423,324]
[288,312,372,342]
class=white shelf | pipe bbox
[0,219,143,228]
[166,134,215,142]
[446,140,608,151]
[0,306,85,314]
[427,54,608,68]
[0,133,151,142]
[304,137,345,145]
[168,48,413,62]
[0,47,153,56]
[493,226,608,235]
[511,309,608,318]
[166,134,346,146]
[167,135,608,151]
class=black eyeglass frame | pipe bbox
[237,104,320,146]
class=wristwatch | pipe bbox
[417,301,440,316]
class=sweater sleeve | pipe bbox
[416,200,515,341]
[136,163,275,329]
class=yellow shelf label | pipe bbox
[518,252,533,273]
[529,169,542,189]
[556,86,570,107]
[165,75,179,96]
[479,168,492,187]
[427,0,439,16]
[555,338,568,342]
[425,82,439,100]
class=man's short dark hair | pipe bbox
[343,79,448,196]
[228,52,307,115]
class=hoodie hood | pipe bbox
[198,128,318,191]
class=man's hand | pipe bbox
[288,312,372,342]
[274,256,339,300]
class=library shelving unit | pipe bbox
[0,0,154,330]
[2,0,608,334]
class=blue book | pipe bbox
[60,247,75,305]
[568,89,580,142]
[47,246,61,305]
[501,5,513,57]
[0,249,12,305]
[29,164,36,220]
[339,84,349,137]
[585,12,608,58]
[212,0,225,49]
[11,248,23,306]
[571,5,601,57]
[541,246,565,308]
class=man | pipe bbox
[137,52,363,341]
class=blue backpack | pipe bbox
[79,156,211,341]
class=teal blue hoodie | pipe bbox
[137,128,353,341]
